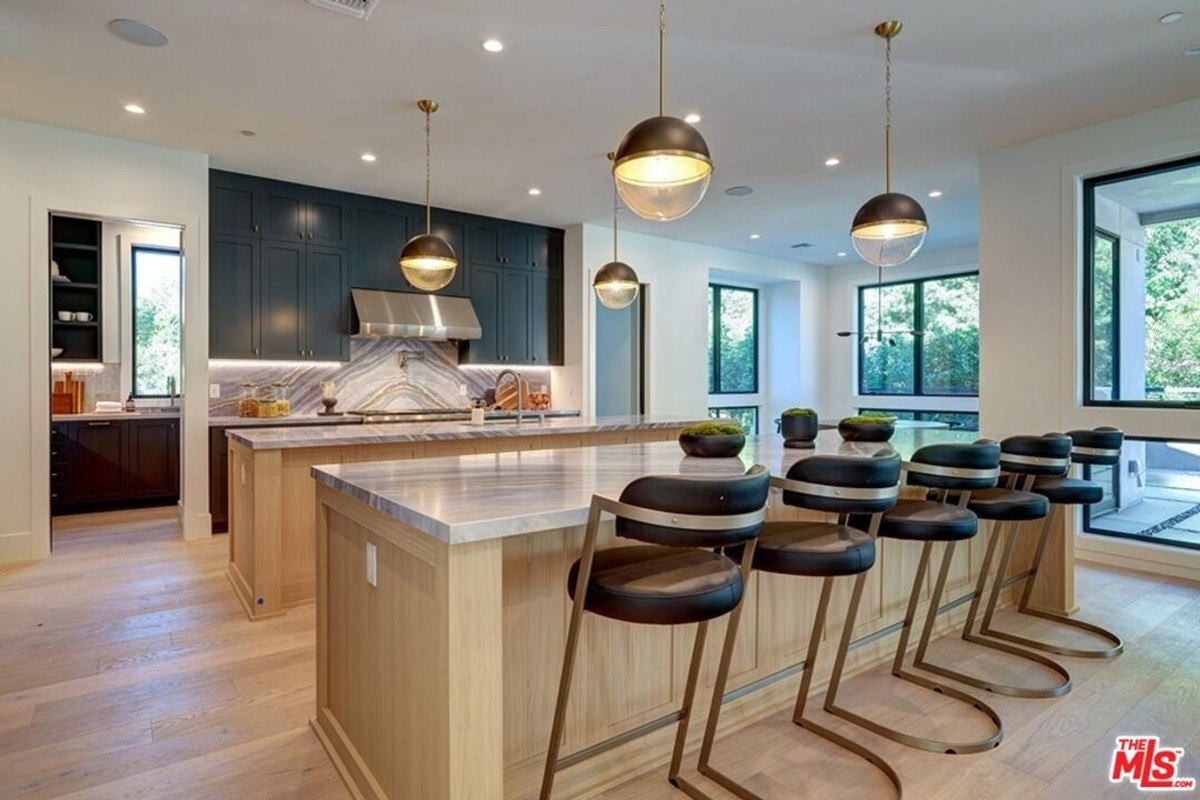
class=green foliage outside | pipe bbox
[708,285,757,393]
[133,250,182,397]
[708,407,758,434]
[1143,219,1200,401]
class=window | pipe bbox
[859,408,980,431]
[858,273,979,397]
[708,284,758,394]
[708,406,759,435]
[132,246,182,397]
[1084,155,1200,407]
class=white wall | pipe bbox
[0,117,209,565]
[978,96,1200,438]
[561,224,826,421]
[822,244,980,419]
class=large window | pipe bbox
[708,406,759,435]
[1084,155,1200,407]
[858,273,979,396]
[132,246,182,398]
[708,284,758,395]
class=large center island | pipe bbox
[308,430,1079,800]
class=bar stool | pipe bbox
[979,427,1124,658]
[695,450,905,799]
[830,442,1006,755]
[539,465,771,800]
[919,435,1073,699]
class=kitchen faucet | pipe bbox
[494,369,530,426]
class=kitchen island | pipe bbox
[224,415,698,619]
[308,430,1081,800]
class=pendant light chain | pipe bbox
[424,107,433,234]
[884,33,892,194]
[658,0,666,116]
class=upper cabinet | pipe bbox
[209,170,560,364]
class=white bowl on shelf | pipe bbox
[51,347,63,358]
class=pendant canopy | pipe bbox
[612,0,712,222]
[400,99,458,291]
[850,21,927,267]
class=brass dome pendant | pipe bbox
[851,21,928,267]
[400,99,458,291]
[594,181,640,309]
[613,0,712,222]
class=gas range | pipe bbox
[346,408,580,424]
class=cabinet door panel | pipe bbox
[211,178,260,236]
[463,265,501,363]
[502,269,532,363]
[263,190,306,241]
[469,223,502,265]
[210,235,259,358]
[308,195,348,247]
[127,420,179,499]
[353,207,411,292]
[307,246,349,360]
[530,272,550,366]
[430,210,469,297]
[261,242,306,359]
[503,227,531,269]
[530,229,549,270]
[71,422,126,503]
[548,273,564,366]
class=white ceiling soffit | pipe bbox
[1,1,1199,264]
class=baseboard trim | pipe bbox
[0,530,35,566]
[1075,532,1200,582]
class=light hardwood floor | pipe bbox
[1,508,1195,800]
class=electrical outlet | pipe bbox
[209,383,221,399]
[365,541,377,587]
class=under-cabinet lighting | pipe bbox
[209,359,345,368]
[52,362,107,371]
[458,364,553,372]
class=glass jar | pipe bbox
[237,383,260,418]
[273,382,291,417]
[257,383,279,418]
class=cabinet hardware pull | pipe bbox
[88,422,111,427]
[253,224,260,233]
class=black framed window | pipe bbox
[859,407,979,431]
[1083,154,1200,408]
[131,246,182,398]
[708,284,758,394]
[708,406,759,435]
[857,272,979,397]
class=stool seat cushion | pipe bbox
[568,546,743,625]
[729,521,875,577]
[931,488,1049,521]
[1031,476,1103,505]
[877,499,978,542]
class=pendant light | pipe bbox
[850,21,928,267]
[594,180,640,309]
[612,0,712,222]
[399,99,458,291]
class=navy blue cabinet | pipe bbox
[211,173,261,236]
[307,246,350,361]
[353,203,412,293]
[260,241,307,359]
[466,265,502,363]
[210,234,260,358]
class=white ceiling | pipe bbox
[2,0,1199,264]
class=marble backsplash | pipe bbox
[209,339,552,416]
[51,364,121,411]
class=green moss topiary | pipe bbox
[840,414,896,425]
[682,422,744,436]
[781,407,817,417]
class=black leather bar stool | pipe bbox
[831,442,1005,755]
[921,435,1073,699]
[539,465,771,800]
[694,450,905,799]
[979,427,1124,658]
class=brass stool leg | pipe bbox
[980,505,1124,659]
[825,542,1004,754]
[923,521,1072,698]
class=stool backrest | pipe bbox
[905,441,1001,490]
[999,435,1072,476]
[1064,427,1124,466]
[778,450,901,513]
[615,464,771,548]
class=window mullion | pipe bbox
[914,278,925,396]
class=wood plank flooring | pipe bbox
[0,508,1196,799]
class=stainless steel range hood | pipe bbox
[351,289,482,341]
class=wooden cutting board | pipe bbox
[53,371,85,414]
[494,375,527,411]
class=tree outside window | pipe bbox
[708,285,758,394]
[132,247,182,397]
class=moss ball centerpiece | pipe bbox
[678,421,746,458]
[837,413,896,443]
[778,407,819,449]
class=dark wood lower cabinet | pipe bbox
[51,418,180,514]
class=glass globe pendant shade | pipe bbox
[850,191,928,267]
[613,116,712,222]
[593,261,639,310]
[399,233,458,291]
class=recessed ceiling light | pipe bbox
[528,187,542,196]
[483,39,504,53]
[928,189,943,198]
[123,104,146,115]
[1160,11,1184,24]
[749,233,761,240]
[824,157,841,167]
[724,185,754,197]
[1183,43,1200,57]
[108,19,169,48]
[837,251,848,257]
[240,129,256,137]
[684,113,702,124]
[360,152,377,162]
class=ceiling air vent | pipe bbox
[307,0,376,21]
[791,242,814,249]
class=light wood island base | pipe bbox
[311,465,1077,800]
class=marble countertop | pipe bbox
[210,414,364,428]
[311,428,981,545]
[228,414,700,450]
[53,410,180,422]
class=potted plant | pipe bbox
[678,422,746,458]
[776,407,819,449]
[837,413,896,443]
